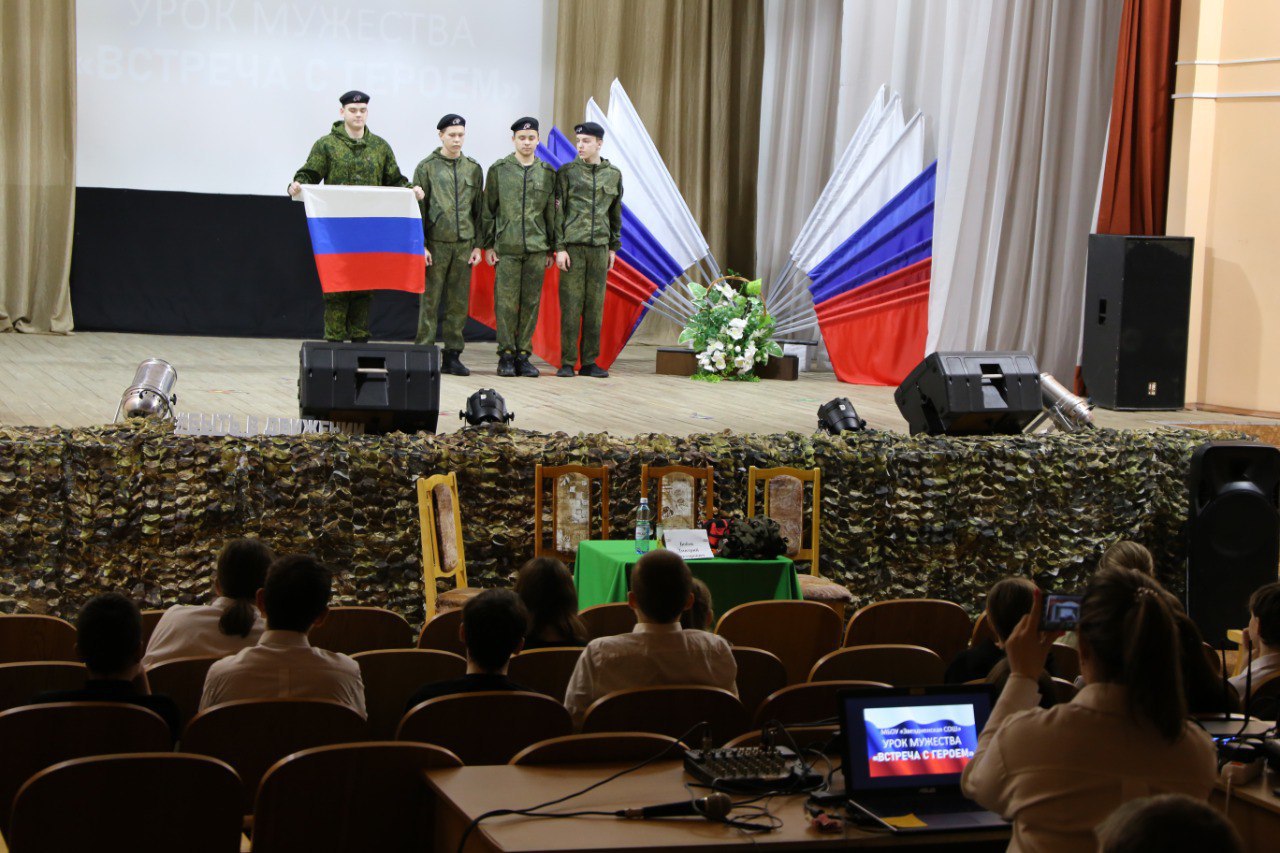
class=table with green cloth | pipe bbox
[573,540,800,616]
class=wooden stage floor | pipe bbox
[1,332,1276,436]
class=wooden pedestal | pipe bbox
[655,348,799,381]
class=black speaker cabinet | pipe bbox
[298,342,440,434]
[1187,441,1280,647]
[1082,234,1194,410]
[894,351,1043,436]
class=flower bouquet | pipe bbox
[677,275,783,382]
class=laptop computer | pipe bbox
[837,684,1009,833]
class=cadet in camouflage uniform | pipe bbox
[288,90,421,343]
[413,114,485,377]
[553,122,623,378]
[481,117,556,378]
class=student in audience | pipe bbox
[1098,539,1155,577]
[564,550,737,726]
[961,568,1217,853]
[34,592,182,740]
[199,555,366,717]
[1094,793,1242,853]
[142,538,273,667]
[514,556,587,649]
[680,577,714,631]
[1230,580,1280,695]
[404,589,531,711]
[945,577,1036,684]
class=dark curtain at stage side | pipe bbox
[0,0,75,334]
[1096,0,1182,235]
[554,0,764,344]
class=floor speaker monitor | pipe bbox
[894,351,1042,436]
[298,342,440,434]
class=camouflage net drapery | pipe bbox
[0,422,1245,627]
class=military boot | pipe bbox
[497,353,516,377]
[556,365,576,378]
[515,355,540,378]
[441,350,471,377]
[579,363,609,378]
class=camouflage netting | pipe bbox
[0,422,1248,628]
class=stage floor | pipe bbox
[1,332,1276,436]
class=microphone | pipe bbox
[617,792,733,820]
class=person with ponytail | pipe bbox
[961,568,1216,853]
[142,538,273,667]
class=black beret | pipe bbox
[574,121,604,139]
[511,117,539,133]
[339,90,369,105]
[438,114,466,130]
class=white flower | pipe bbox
[716,283,737,300]
[742,342,757,363]
[712,351,726,370]
[726,318,747,340]
[733,353,754,372]
[706,339,724,352]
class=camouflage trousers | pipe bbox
[323,292,372,342]
[559,245,609,368]
[495,252,546,356]
[416,240,473,350]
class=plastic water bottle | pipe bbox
[635,498,652,554]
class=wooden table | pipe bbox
[426,760,1009,851]
[1212,768,1280,849]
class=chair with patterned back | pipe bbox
[534,464,610,564]
[506,647,584,700]
[579,685,751,745]
[639,464,714,533]
[754,681,890,728]
[353,649,468,740]
[0,615,78,664]
[578,602,637,640]
[843,599,973,663]
[309,606,415,655]
[511,732,683,766]
[809,644,945,686]
[398,691,572,764]
[0,661,86,713]
[417,472,481,622]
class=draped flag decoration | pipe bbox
[300,185,425,294]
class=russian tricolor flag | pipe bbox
[300,185,425,294]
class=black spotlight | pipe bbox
[817,397,867,434]
[459,389,515,426]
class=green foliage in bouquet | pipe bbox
[677,277,783,381]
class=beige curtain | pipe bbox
[0,0,75,334]
[555,0,763,343]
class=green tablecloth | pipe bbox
[574,540,800,617]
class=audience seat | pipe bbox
[1049,677,1079,705]
[309,606,415,655]
[725,724,840,753]
[416,608,466,657]
[579,602,637,640]
[251,742,462,853]
[716,600,843,685]
[144,654,222,734]
[507,647,584,699]
[754,680,890,728]
[730,647,787,720]
[1048,643,1081,681]
[511,732,683,766]
[398,691,572,765]
[0,661,85,713]
[141,608,166,647]
[809,644,944,686]
[579,685,750,745]
[969,611,998,647]
[0,614,77,664]
[843,599,972,662]
[354,648,467,740]
[8,752,242,853]
[1246,671,1280,721]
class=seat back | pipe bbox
[9,753,242,853]
[1048,643,1081,681]
[183,698,367,813]
[578,602,637,640]
[580,685,750,745]
[354,649,467,740]
[252,742,462,853]
[725,724,840,753]
[0,661,86,713]
[144,654,222,734]
[746,466,821,570]
[507,647,584,700]
[843,599,973,662]
[418,473,469,622]
[809,644,945,686]
[534,463,610,563]
[969,611,998,647]
[310,606,415,655]
[716,600,842,685]
[0,614,77,664]
[511,732,682,766]
[0,702,172,833]
[1248,671,1280,721]
[141,609,167,647]
[640,464,714,531]
[755,680,891,727]
[416,608,466,656]
[1049,677,1079,706]
[399,690,572,765]
[730,647,787,720]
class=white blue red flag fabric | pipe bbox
[299,185,425,294]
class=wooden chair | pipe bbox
[579,686,751,745]
[251,742,462,853]
[0,661,85,712]
[731,647,788,721]
[141,608,167,647]
[417,607,466,657]
[969,611,998,647]
[1049,677,1079,706]
[183,698,367,813]
[843,599,973,663]
[144,654,222,734]
[511,732,683,766]
[8,753,242,853]
[746,465,821,570]
[398,691,572,765]
[0,614,77,663]
[725,724,840,753]
[578,602,637,639]
[754,681,890,728]
[353,648,467,740]
[507,647,584,700]
[310,606,415,655]
[1048,643,1081,682]
[715,600,843,685]
[534,463,610,563]
[418,472,482,621]
[809,644,945,686]
[640,463,714,532]
[0,702,172,833]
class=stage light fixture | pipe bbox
[459,389,515,426]
[1026,372,1095,433]
[114,358,178,422]
[817,397,867,435]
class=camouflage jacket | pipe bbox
[481,154,557,255]
[292,121,410,188]
[412,149,485,245]
[553,158,623,251]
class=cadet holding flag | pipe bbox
[288,90,423,343]
[413,114,485,377]
[482,117,557,378]
[553,122,623,379]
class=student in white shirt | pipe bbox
[1230,580,1280,697]
[564,549,737,727]
[199,555,366,718]
[142,539,272,668]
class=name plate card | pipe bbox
[662,529,715,560]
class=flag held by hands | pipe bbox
[301,185,425,294]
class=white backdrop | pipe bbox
[75,0,553,196]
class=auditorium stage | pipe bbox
[1,332,1276,436]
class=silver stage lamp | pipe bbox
[1026,372,1094,433]
[114,358,178,421]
